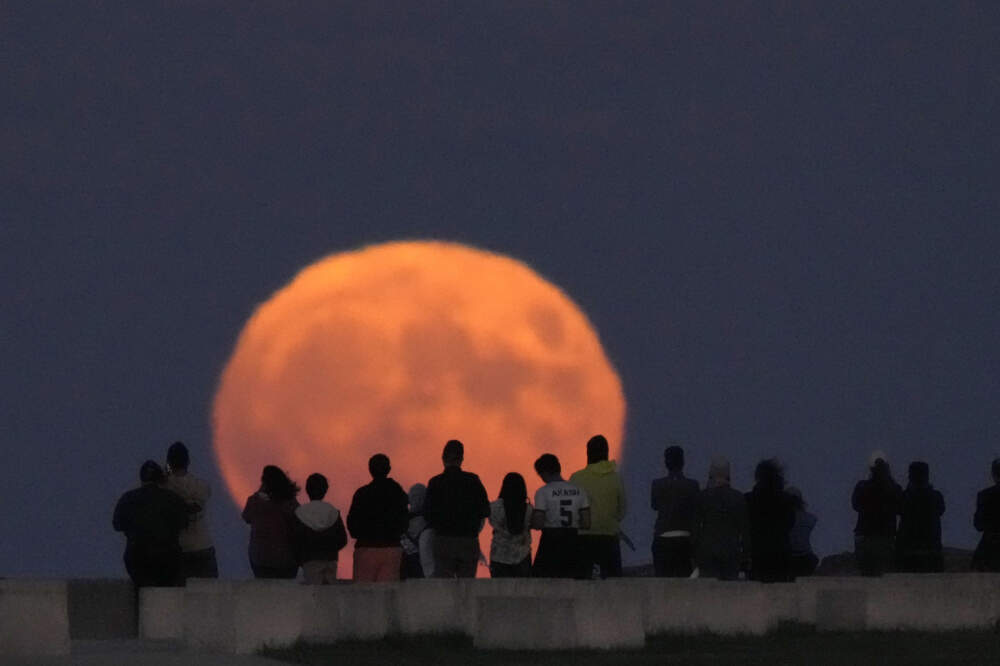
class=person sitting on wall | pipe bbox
[113,460,189,587]
[531,453,591,578]
[293,473,348,584]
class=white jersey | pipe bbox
[533,481,590,529]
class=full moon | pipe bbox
[213,240,626,575]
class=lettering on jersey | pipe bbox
[551,488,581,497]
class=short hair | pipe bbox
[140,460,165,484]
[664,445,685,472]
[754,458,785,491]
[369,453,391,479]
[166,441,189,470]
[305,473,329,500]
[534,453,561,477]
[587,435,609,464]
[908,461,930,486]
[442,439,464,463]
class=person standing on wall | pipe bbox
[693,456,750,580]
[242,465,301,579]
[569,434,626,578]
[650,445,700,577]
[113,460,189,587]
[852,452,903,577]
[972,458,1000,572]
[346,453,409,582]
[896,461,945,573]
[488,472,533,577]
[294,473,348,584]
[424,439,491,578]
[531,453,591,578]
[164,441,219,581]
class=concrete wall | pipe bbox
[139,586,184,640]
[0,580,71,656]
[67,578,136,639]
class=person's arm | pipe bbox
[418,529,435,577]
[346,490,363,539]
[331,515,348,553]
[851,482,863,512]
[241,495,256,524]
[579,507,591,531]
[476,477,490,520]
[396,486,411,537]
[936,490,945,517]
[530,509,546,530]
[112,495,128,533]
[650,480,658,512]
[974,492,985,532]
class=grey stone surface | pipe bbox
[139,587,184,640]
[0,579,71,656]
[816,588,867,631]
[66,579,136,640]
[474,595,578,650]
[303,584,394,642]
[183,580,304,655]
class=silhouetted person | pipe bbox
[651,445,700,577]
[531,453,591,578]
[745,459,796,582]
[972,458,1000,572]
[163,441,218,581]
[113,460,188,587]
[346,453,408,582]
[852,452,903,576]
[693,456,750,581]
[424,439,490,578]
[401,483,433,579]
[242,465,300,579]
[293,473,347,584]
[569,434,626,578]
[895,461,945,573]
[488,472,532,578]
[786,487,818,577]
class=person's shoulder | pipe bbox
[568,468,587,483]
[684,477,700,491]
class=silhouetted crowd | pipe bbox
[113,439,1000,587]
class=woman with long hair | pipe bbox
[488,472,532,577]
[852,452,903,576]
[242,465,301,578]
[745,458,796,582]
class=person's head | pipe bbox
[754,458,785,492]
[992,458,1000,484]
[408,483,427,514]
[305,473,329,501]
[140,460,165,485]
[707,456,730,487]
[261,465,299,501]
[442,439,464,468]
[499,472,528,535]
[868,451,892,484]
[664,445,685,473]
[908,461,930,488]
[534,453,561,482]
[368,453,391,479]
[787,486,805,510]
[166,441,189,472]
[586,435,609,465]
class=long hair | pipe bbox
[499,472,528,535]
[261,465,299,502]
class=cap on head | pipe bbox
[442,439,464,465]
[369,453,391,479]
[305,473,329,500]
[534,453,561,478]
[167,441,189,470]
[586,435,609,464]
[664,445,685,472]
[140,460,165,485]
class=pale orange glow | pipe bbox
[213,241,626,577]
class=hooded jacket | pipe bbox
[568,460,626,536]
[294,500,348,563]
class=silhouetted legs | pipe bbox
[855,535,894,576]
[432,536,479,578]
[181,547,219,580]
[489,556,531,578]
[578,535,622,578]
[354,547,402,582]
[652,536,693,577]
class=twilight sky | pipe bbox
[2,2,997,578]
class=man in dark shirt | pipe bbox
[346,454,409,582]
[694,456,750,580]
[112,460,189,587]
[650,445,700,577]
[896,461,945,572]
[424,439,490,578]
[973,458,1000,572]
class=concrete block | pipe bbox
[66,578,136,639]
[643,579,774,635]
[184,579,306,654]
[395,579,463,635]
[572,581,645,649]
[867,574,1000,631]
[795,576,866,625]
[474,595,578,649]
[0,579,70,656]
[816,589,867,631]
[303,584,395,642]
[139,586,184,640]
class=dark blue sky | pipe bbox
[3,2,997,577]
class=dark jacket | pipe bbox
[293,501,348,563]
[651,473,700,536]
[694,485,750,566]
[346,477,409,547]
[242,493,300,569]
[113,484,189,564]
[852,478,903,537]
[424,467,490,538]
[897,485,945,550]
[973,484,1000,571]
[745,487,796,582]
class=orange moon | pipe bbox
[212,240,626,575]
